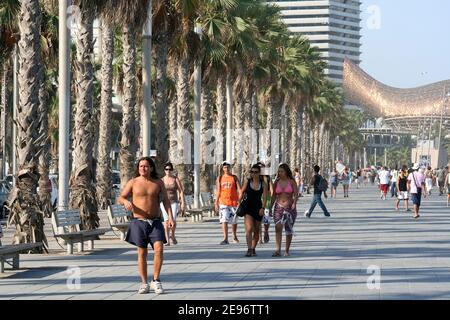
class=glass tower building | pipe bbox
[268,0,362,85]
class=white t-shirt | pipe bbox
[391,170,399,182]
[408,171,425,194]
[378,170,391,185]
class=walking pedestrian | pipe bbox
[425,166,434,196]
[304,165,331,218]
[214,162,242,245]
[239,164,269,257]
[407,164,427,219]
[341,167,350,198]
[356,167,363,189]
[444,168,450,207]
[294,168,302,197]
[437,166,448,195]
[160,162,185,246]
[390,167,399,198]
[395,165,409,212]
[330,168,338,198]
[378,166,391,200]
[118,157,172,294]
[257,162,274,244]
[270,163,298,257]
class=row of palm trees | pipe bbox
[0,0,366,251]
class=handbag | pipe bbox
[235,193,248,217]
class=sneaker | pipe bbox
[220,240,229,245]
[252,249,257,256]
[304,210,311,218]
[150,280,164,294]
[245,249,252,257]
[138,283,150,294]
[324,213,331,217]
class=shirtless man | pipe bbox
[118,157,174,294]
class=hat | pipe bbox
[412,163,420,170]
[222,161,231,166]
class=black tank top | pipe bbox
[245,178,263,211]
[398,176,408,191]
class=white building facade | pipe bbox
[268,0,361,85]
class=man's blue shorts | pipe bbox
[411,191,422,207]
[125,218,166,249]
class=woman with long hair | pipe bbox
[160,162,185,245]
[270,163,299,257]
[239,164,268,257]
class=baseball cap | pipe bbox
[412,163,420,170]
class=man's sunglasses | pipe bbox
[165,168,173,171]
[251,171,260,174]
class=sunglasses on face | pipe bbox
[165,168,173,171]
[251,171,260,174]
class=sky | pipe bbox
[360,0,450,88]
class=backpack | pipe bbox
[318,175,328,192]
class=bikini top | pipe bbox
[275,180,294,195]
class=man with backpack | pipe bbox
[215,162,242,245]
[304,165,331,218]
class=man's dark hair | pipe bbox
[135,157,158,179]
[313,165,320,173]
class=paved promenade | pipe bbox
[1,185,450,300]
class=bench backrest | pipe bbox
[52,210,81,234]
[108,205,133,225]
[185,195,194,209]
[200,192,213,206]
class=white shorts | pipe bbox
[397,191,409,200]
[219,205,238,224]
[160,202,179,222]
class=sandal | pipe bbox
[272,251,281,257]
[284,252,290,257]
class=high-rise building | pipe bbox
[268,0,362,85]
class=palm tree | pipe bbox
[37,5,58,218]
[7,0,47,251]
[70,0,99,230]
[95,19,114,210]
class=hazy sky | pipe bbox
[360,0,450,88]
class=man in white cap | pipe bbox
[407,163,427,219]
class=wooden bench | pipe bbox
[184,195,203,222]
[52,209,111,255]
[107,205,133,240]
[0,241,42,273]
[200,192,215,217]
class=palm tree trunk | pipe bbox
[216,77,226,164]
[37,66,52,218]
[154,29,169,173]
[0,64,9,180]
[200,86,213,192]
[168,62,178,162]
[251,90,259,165]
[8,0,47,251]
[119,24,137,189]
[70,6,99,230]
[290,105,299,169]
[96,23,114,210]
[233,91,245,181]
[242,85,253,178]
[296,106,303,171]
[176,56,191,194]
[265,97,274,170]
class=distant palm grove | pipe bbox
[0,0,367,251]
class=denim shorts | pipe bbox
[411,192,422,207]
[125,218,166,249]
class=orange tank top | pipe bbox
[218,175,239,207]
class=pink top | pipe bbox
[275,180,294,194]
[407,171,425,194]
